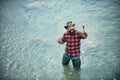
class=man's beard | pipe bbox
[69,29,75,35]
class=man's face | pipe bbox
[68,25,74,31]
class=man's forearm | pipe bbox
[83,32,88,39]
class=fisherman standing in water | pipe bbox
[57,21,87,69]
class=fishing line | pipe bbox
[56,0,65,47]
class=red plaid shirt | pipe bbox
[62,30,85,57]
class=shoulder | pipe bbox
[75,30,82,34]
[63,31,69,38]
[64,31,69,35]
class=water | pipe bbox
[0,0,120,80]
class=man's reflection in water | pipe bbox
[62,65,81,80]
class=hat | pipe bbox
[64,21,75,29]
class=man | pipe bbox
[57,21,87,69]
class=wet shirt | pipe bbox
[62,30,85,57]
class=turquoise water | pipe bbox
[0,0,120,80]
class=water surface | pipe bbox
[0,0,120,80]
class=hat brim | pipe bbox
[64,24,75,29]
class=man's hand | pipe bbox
[82,25,88,39]
[82,25,85,33]
[57,38,63,44]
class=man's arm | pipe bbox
[82,32,88,39]
[57,33,66,44]
[80,26,88,39]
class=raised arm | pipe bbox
[82,26,88,39]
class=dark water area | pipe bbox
[0,0,120,80]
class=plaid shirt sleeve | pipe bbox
[62,33,66,44]
[79,31,87,39]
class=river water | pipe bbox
[0,0,120,80]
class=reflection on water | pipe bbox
[62,65,80,80]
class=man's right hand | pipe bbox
[57,38,63,44]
